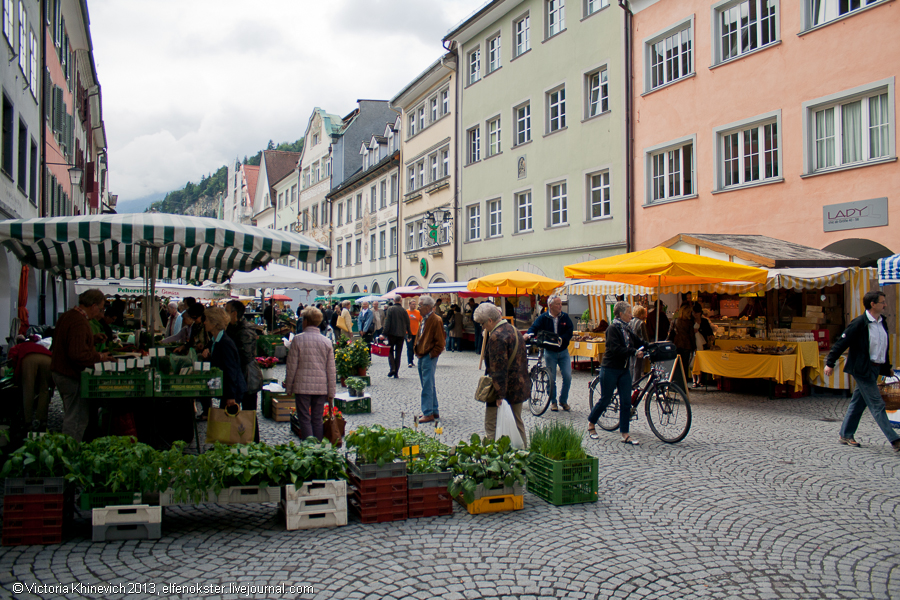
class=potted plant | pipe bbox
[400,429,453,518]
[447,433,529,514]
[70,436,159,509]
[345,425,406,477]
[278,440,349,530]
[256,356,278,379]
[527,421,598,506]
[0,433,81,495]
[344,377,366,397]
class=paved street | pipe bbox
[3,348,900,599]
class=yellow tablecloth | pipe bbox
[715,339,821,385]
[568,340,605,359]
[693,351,801,391]
[811,354,853,391]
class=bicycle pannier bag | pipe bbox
[536,330,563,351]
[647,341,677,362]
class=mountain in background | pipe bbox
[115,192,166,214]
[145,138,304,218]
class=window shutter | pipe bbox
[44,69,51,121]
[65,113,73,157]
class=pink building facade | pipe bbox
[631,0,898,261]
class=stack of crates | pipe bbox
[92,505,161,542]
[280,480,348,530]
[347,460,407,523]
[407,471,453,518]
[526,454,598,506]
[2,478,69,546]
[457,482,525,515]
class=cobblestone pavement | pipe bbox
[3,348,900,599]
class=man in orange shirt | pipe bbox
[406,297,422,368]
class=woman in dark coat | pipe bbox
[473,302,531,446]
[202,307,247,411]
[225,300,260,442]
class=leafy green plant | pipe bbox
[278,440,347,484]
[202,443,287,492]
[345,425,404,466]
[344,376,366,391]
[581,309,591,323]
[400,429,450,475]
[447,433,530,504]
[0,433,81,479]
[529,421,588,461]
[71,436,163,494]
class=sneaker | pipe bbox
[550,404,559,412]
[892,440,900,453]
[408,363,415,368]
[560,404,571,412]
[839,436,861,447]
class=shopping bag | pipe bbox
[323,400,345,448]
[496,400,524,449]
[206,407,256,445]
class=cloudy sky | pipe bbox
[89,0,487,207]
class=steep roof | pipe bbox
[243,165,260,205]
[660,234,859,268]
[263,150,301,197]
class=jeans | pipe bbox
[588,366,633,434]
[418,353,439,417]
[474,323,483,353]
[294,393,327,441]
[387,335,405,375]
[444,326,451,349]
[840,362,900,443]
[54,372,90,442]
[406,335,417,366]
[544,348,572,406]
[448,336,461,352]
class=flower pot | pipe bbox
[261,368,275,379]
[349,387,363,398]
[340,378,346,387]
[356,367,367,377]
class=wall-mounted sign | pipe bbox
[823,197,888,232]
[419,258,428,277]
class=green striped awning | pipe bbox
[0,213,330,283]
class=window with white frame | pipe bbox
[488,117,501,157]
[314,161,320,182]
[548,182,568,226]
[441,88,449,115]
[430,153,439,181]
[379,230,386,258]
[715,0,778,64]
[370,185,377,212]
[716,113,780,189]
[430,97,438,122]
[515,191,533,232]
[487,35,501,73]
[647,138,695,203]
[345,242,352,265]
[418,106,426,132]
[312,204,318,226]
[391,174,398,203]
[380,180,387,208]
[325,158,331,178]
[390,226,398,255]
[468,48,481,85]
[407,223,416,251]
[18,2,26,75]
[355,239,362,263]
[515,103,531,145]
[336,244,342,267]
[337,202,343,225]
[3,0,13,45]
[356,194,362,220]
[588,171,611,219]
[804,81,893,174]
[585,0,608,17]
[371,234,376,260]
[547,0,565,38]
[408,166,416,192]
[468,204,481,241]
[416,160,425,189]
[441,148,450,177]
[313,133,320,145]
[806,0,886,29]
[547,86,566,132]
[646,20,693,92]
[408,113,416,138]
[587,68,608,118]
[514,14,530,57]
[29,31,36,97]
[468,126,481,164]
[488,199,502,237]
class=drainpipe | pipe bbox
[38,0,47,325]
[618,0,634,253]
[443,40,460,281]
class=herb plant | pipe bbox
[71,436,163,494]
[447,433,530,504]
[400,429,450,475]
[529,421,588,461]
[344,376,366,391]
[0,433,81,479]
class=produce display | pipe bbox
[570,334,604,343]
[731,344,796,355]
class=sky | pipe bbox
[89,0,488,207]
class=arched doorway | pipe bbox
[823,239,894,268]
[351,284,360,293]
[386,281,396,292]
[372,282,381,295]
[337,286,345,294]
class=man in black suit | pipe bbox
[825,290,897,451]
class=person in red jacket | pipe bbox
[51,289,110,441]
[8,335,53,431]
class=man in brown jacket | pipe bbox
[414,295,445,423]
[51,289,110,441]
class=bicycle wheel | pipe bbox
[588,377,620,431]
[528,367,552,416]
[644,382,692,443]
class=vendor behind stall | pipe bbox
[51,289,111,441]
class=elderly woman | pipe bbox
[336,300,354,339]
[202,307,247,412]
[473,302,531,446]
[225,300,260,442]
[284,306,336,441]
[588,301,644,445]
[629,305,650,385]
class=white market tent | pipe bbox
[225,263,333,291]
[74,278,230,301]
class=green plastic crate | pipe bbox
[526,454,598,506]
[335,396,371,415]
[80,370,153,399]
[153,368,223,397]
[257,335,284,358]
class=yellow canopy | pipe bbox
[467,271,565,296]
[564,247,768,287]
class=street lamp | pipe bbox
[67,166,83,187]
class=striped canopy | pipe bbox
[0,213,330,283]
[878,254,900,285]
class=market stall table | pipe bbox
[567,337,605,372]
[692,350,800,391]
[714,339,821,386]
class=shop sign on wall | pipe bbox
[823,197,888,232]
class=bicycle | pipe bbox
[588,342,692,443]
[526,342,552,416]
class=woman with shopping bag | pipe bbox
[202,307,253,444]
[473,302,531,447]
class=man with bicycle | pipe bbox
[525,294,574,412]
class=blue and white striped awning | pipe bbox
[0,213,330,283]
[878,254,900,285]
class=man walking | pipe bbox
[525,294,574,412]
[415,295,445,423]
[825,290,897,451]
[358,301,375,348]
[382,299,410,378]
[372,301,384,339]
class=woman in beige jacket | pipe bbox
[336,300,354,340]
[284,306,336,440]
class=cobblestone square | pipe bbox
[2,350,899,599]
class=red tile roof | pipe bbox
[243,165,260,204]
